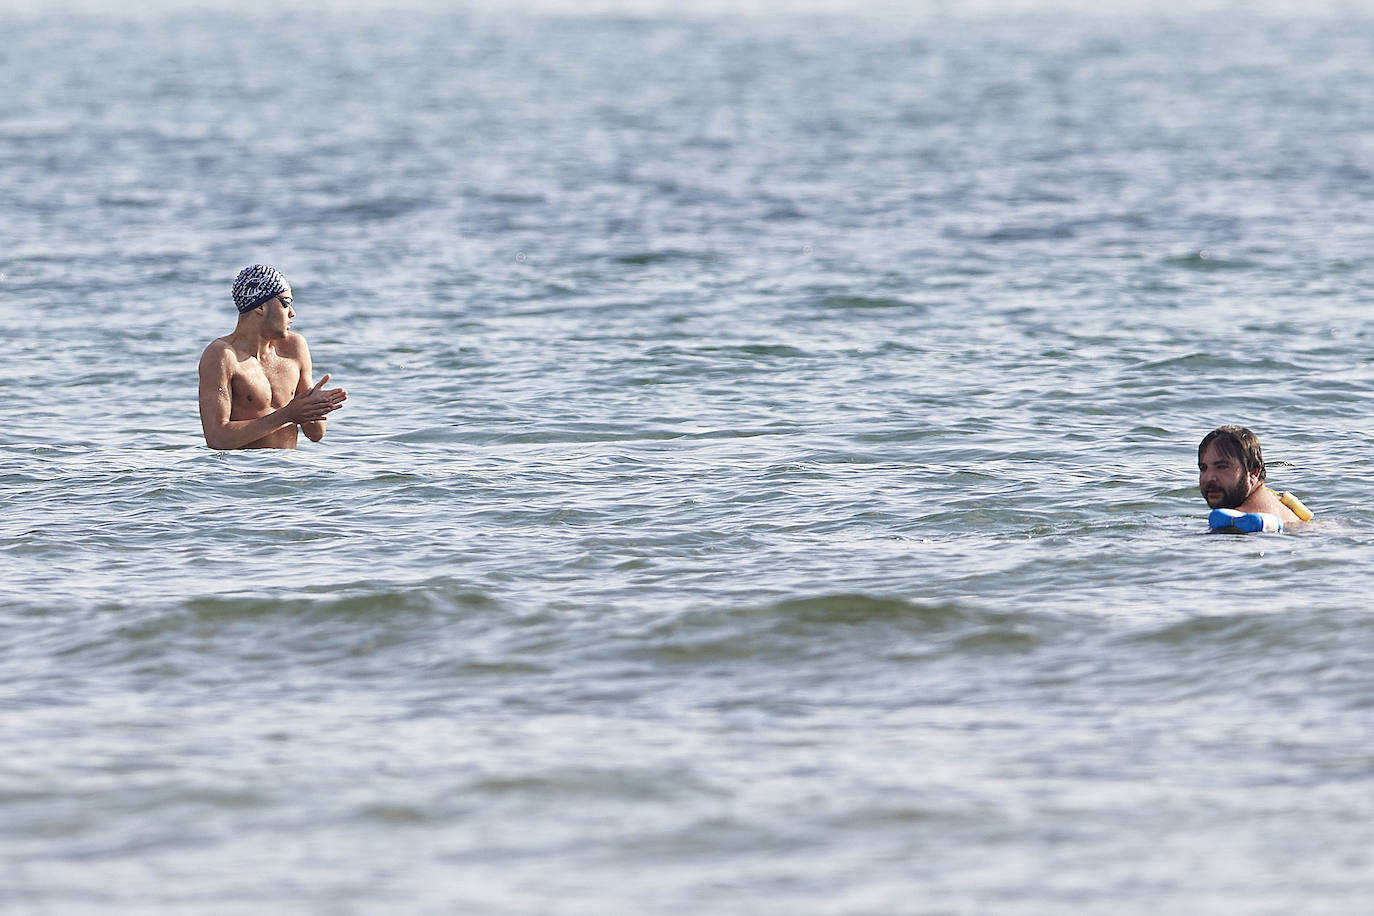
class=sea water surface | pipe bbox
[4,1,1374,912]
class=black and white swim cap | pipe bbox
[232,265,289,314]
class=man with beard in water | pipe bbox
[198,265,347,450]
[1197,425,1304,526]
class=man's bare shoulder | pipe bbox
[202,335,234,354]
[1240,487,1300,523]
[199,336,238,371]
[276,331,311,359]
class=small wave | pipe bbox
[179,586,497,623]
[980,223,1077,242]
[633,593,1066,667]
[1164,250,1256,271]
[23,584,503,675]
[769,594,967,626]
[469,769,678,801]
[762,202,806,220]
[476,190,547,205]
[613,249,713,266]
[1133,352,1297,372]
[815,295,927,312]
[308,196,429,223]
[97,194,163,209]
[695,343,810,359]
[1116,606,1374,663]
[1121,613,1269,648]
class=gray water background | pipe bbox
[4,1,1374,912]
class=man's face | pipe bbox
[262,288,294,338]
[1199,441,1255,509]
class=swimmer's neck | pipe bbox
[228,322,281,360]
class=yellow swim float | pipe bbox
[1276,490,1313,522]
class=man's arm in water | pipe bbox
[197,341,343,450]
[295,335,329,444]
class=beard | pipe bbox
[1202,477,1251,509]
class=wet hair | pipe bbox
[1198,425,1266,483]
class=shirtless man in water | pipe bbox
[1197,425,1302,526]
[198,265,347,450]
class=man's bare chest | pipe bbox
[232,356,300,411]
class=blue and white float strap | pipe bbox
[1209,508,1283,533]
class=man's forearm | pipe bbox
[204,408,297,450]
